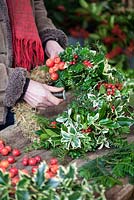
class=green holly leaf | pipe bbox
[117,117,134,126]
[99,85,106,95]
[33,162,46,188]
[0,172,9,186]
[99,101,107,119]
[16,190,30,200]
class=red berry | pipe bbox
[5,146,12,153]
[22,157,29,166]
[0,143,5,152]
[9,171,16,178]
[50,72,59,81]
[69,61,73,65]
[46,58,55,68]
[50,164,58,174]
[50,121,57,128]
[31,166,38,173]
[49,67,55,74]
[49,158,58,165]
[0,139,5,145]
[54,56,61,64]
[12,149,21,157]
[34,156,42,163]
[0,139,5,144]
[53,64,59,72]
[11,176,20,186]
[1,147,9,156]
[0,160,9,169]
[9,167,18,176]
[28,158,37,166]
[7,156,15,164]
[22,160,29,166]
[74,54,78,59]
[58,61,65,70]
[45,170,55,179]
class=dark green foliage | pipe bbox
[79,143,134,188]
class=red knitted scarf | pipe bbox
[6,0,44,71]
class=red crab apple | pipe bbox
[45,170,55,179]
[9,167,18,176]
[1,147,9,156]
[0,139,5,145]
[5,146,12,153]
[46,58,55,68]
[9,171,16,178]
[0,160,9,169]
[7,156,16,164]
[58,61,65,70]
[22,157,29,166]
[11,176,20,186]
[50,164,58,174]
[0,143,5,152]
[50,72,59,81]
[49,158,58,165]
[31,166,38,173]
[54,56,61,64]
[28,158,37,166]
[34,155,42,163]
[12,148,21,156]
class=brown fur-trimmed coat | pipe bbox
[0,0,67,125]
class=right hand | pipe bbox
[24,80,64,109]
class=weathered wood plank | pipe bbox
[0,125,134,199]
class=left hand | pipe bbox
[45,40,64,58]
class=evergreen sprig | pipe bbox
[79,143,134,188]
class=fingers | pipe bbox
[43,84,64,93]
[47,92,64,105]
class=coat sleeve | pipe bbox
[34,0,68,48]
[0,64,28,108]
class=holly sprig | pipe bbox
[35,44,133,158]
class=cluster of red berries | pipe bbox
[50,121,57,128]
[81,127,92,134]
[69,54,93,68]
[0,138,59,186]
[97,82,123,96]
[82,60,93,68]
[45,158,58,179]
[69,54,79,65]
[46,56,65,81]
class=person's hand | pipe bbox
[45,40,64,58]
[24,80,64,109]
